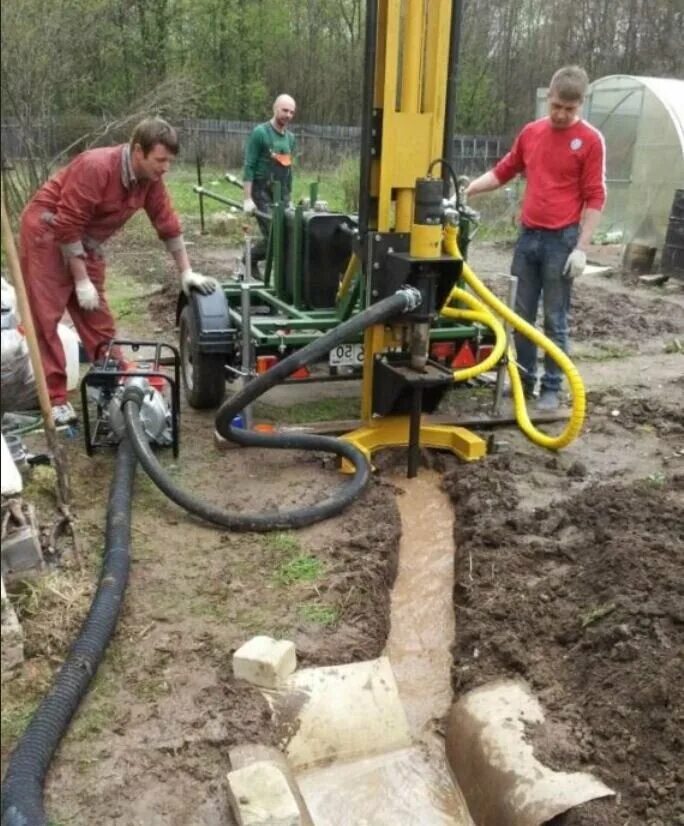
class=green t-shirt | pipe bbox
[243,122,296,182]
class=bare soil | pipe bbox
[2,227,683,826]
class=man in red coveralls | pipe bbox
[20,117,217,425]
[466,66,606,410]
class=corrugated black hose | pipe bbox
[122,288,421,532]
[1,439,137,826]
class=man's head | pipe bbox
[272,94,296,130]
[547,66,589,129]
[130,117,179,181]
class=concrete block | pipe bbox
[233,636,296,688]
[1,523,43,580]
[229,746,314,826]
[227,760,302,826]
[1,576,24,680]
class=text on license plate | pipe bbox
[329,343,364,366]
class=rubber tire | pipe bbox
[179,304,226,409]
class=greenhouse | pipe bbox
[584,75,684,254]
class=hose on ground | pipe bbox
[123,289,421,532]
[1,440,137,826]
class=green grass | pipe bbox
[298,602,339,626]
[164,161,354,224]
[1,700,41,749]
[263,532,302,555]
[576,342,635,362]
[254,396,360,424]
[274,554,322,586]
[105,268,153,327]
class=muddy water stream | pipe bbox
[297,472,474,825]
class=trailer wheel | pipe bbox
[179,305,226,409]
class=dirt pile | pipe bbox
[443,456,684,826]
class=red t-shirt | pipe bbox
[494,118,606,230]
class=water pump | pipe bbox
[80,340,181,456]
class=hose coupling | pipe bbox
[397,286,423,313]
[121,378,148,409]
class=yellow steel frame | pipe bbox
[345,0,486,467]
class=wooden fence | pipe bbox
[1,117,510,174]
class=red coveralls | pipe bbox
[19,145,183,404]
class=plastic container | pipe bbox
[1,276,18,318]
[57,324,80,391]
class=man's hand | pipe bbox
[243,198,256,215]
[181,269,218,296]
[74,277,99,311]
[563,249,587,280]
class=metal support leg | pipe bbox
[196,154,206,235]
[491,275,518,416]
[244,236,252,282]
[407,386,423,479]
[240,282,254,429]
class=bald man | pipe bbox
[243,94,296,266]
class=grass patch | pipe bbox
[1,699,41,750]
[576,342,635,361]
[263,532,302,555]
[105,268,152,328]
[298,602,339,626]
[274,554,322,586]
[254,395,360,424]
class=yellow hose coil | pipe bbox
[442,224,586,450]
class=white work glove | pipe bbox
[243,198,256,215]
[74,277,99,311]
[181,269,218,296]
[563,248,587,280]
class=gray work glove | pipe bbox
[75,277,99,311]
[563,248,587,280]
[181,269,218,296]
[243,198,257,215]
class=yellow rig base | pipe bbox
[340,416,487,473]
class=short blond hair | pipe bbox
[549,66,589,102]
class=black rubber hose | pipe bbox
[1,440,137,826]
[123,289,420,532]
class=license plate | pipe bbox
[329,342,364,367]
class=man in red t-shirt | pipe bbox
[20,117,218,425]
[466,66,606,410]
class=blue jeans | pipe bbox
[511,225,578,394]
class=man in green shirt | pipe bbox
[243,94,296,265]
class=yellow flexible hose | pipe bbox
[442,288,507,379]
[442,225,586,449]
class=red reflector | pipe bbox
[430,342,456,361]
[476,344,494,363]
[452,342,476,368]
[290,366,310,380]
[256,355,278,374]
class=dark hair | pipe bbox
[129,117,179,156]
[549,66,589,102]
